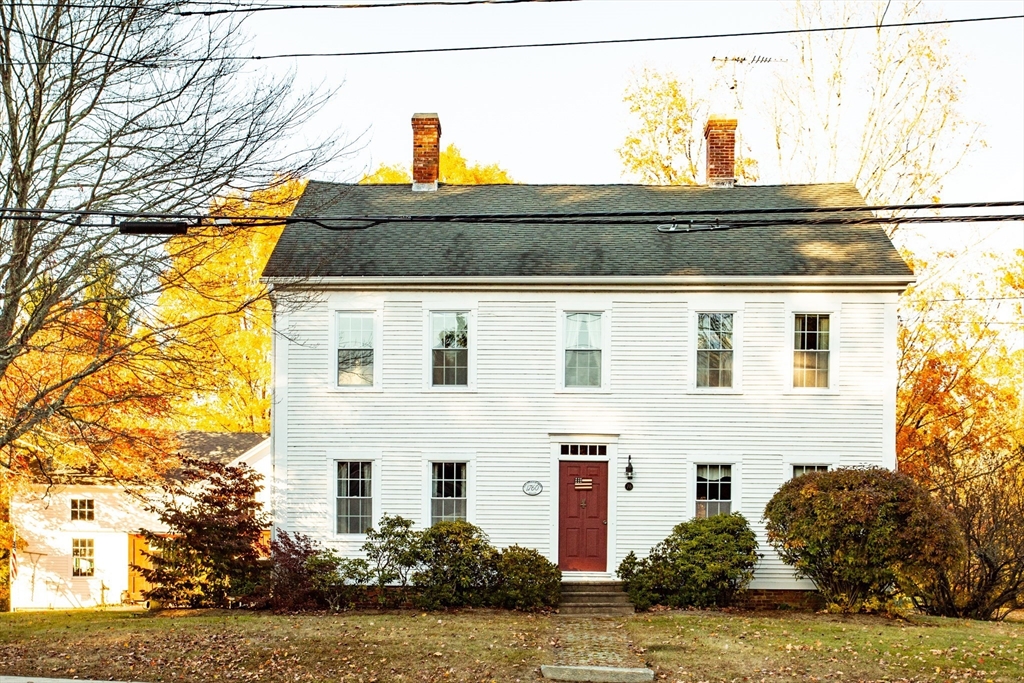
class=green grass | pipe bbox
[0,607,551,682]
[625,610,1024,682]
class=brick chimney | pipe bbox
[411,113,441,191]
[704,116,738,188]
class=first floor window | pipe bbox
[72,538,95,577]
[792,464,830,478]
[696,464,732,518]
[565,312,602,387]
[794,313,830,388]
[697,313,734,388]
[71,498,94,521]
[431,462,467,524]
[337,312,375,386]
[337,461,372,534]
[432,312,469,386]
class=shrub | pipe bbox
[763,467,962,613]
[412,520,497,609]
[361,514,421,607]
[267,530,369,612]
[616,514,759,611]
[492,545,561,611]
[138,457,269,608]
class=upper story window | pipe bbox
[431,312,469,386]
[336,312,374,386]
[336,461,372,534]
[792,464,830,478]
[696,313,733,388]
[564,312,603,387]
[696,464,732,518]
[72,538,95,577]
[431,461,468,524]
[71,498,94,521]
[794,313,830,388]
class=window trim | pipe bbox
[791,463,831,478]
[556,309,611,392]
[786,308,839,393]
[329,309,382,391]
[326,450,382,539]
[70,498,95,521]
[421,451,476,526]
[691,460,739,519]
[688,310,743,393]
[71,537,95,578]
[423,309,477,391]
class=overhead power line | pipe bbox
[221,13,1024,61]
[2,199,1021,233]
[176,0,577,16]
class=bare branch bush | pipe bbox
[0,1,349,481]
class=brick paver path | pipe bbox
[549,617,647,668]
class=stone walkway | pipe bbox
[550,616,648,667]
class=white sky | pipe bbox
[239,0,1024,255]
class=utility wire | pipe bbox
[177,0,577,15]
[220,13,1024,61]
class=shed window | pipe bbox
[71,498,94,521]
[72,538,95,577]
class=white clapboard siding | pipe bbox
[275,290,900,585]
[740,453,798,588]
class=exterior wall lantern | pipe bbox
[624,455,634,491]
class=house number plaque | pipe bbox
[522,481,543,496]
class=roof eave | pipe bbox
[262,274,916,293]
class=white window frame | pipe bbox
[421,452,476,526]
[689,310,743,393]
[556,309,611,392]
[70,498,95,521]
[71,537,95,578]
[326,450,382,539]
[690,460,739,519]
[787,308,839,393]
[329,309,382,391]
[422,308,477,391]
[791,464,831,478]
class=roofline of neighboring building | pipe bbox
[263,274,916,293]
[229,437,271,469]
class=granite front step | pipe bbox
[560,592,632,605]
[559,603,635,616]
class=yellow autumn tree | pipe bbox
[156,178,307,433]
[361,144,514,184]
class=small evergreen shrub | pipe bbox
[492,545,561,611]
[361,514,421,607]
[763,467,962,613]
[616,514,759,611]
[412,520,497,609]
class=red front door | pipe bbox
[559,461,608,571]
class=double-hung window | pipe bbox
[431,312,469,386]
[336,461,373,534]
[792,464,830,478]
[794,314,830,388]
[430,462,467,524]
[72,538,95,577]
[336,312,374,386]
[696,313,733,388]
[696,465,732,518]
[564,312,603,387]
[71,498,94,521]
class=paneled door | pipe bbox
[128,534,152,602]
[558,461,608,571]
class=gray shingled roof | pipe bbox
[262,182,912,279]
[178,431,268,465]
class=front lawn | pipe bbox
[0,607,551,682]
[626,610,1024,682]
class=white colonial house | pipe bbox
[9,433,268,610]
[262,114,914,589]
